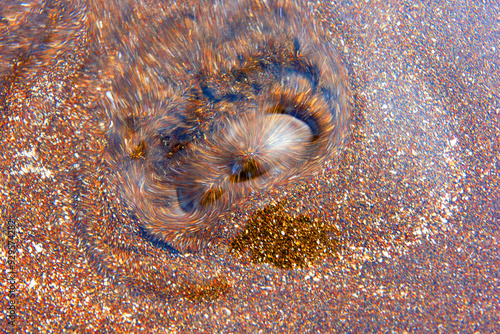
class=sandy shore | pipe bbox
[1,0,498,332]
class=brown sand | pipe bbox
[1,0,498,332]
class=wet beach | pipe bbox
[1,0,499,332]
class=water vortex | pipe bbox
[101,0,350,251]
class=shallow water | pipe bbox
[1,0,498,332]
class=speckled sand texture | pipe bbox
[1,0,499,332]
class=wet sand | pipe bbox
[1,0,498,332]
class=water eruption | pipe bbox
[100,0,349,251]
